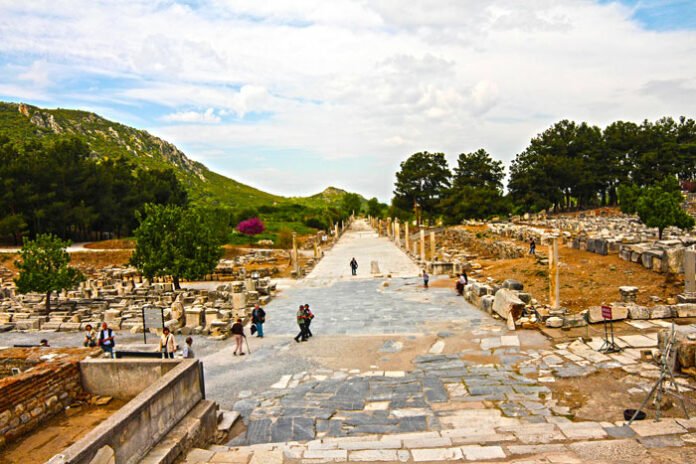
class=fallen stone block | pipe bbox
[588,305,628,323]
[492,289,525,320]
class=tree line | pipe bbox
[0,136,187,244]
[392,116,696,227]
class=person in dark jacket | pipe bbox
[251,304,266,338]
[98,322,116,358]
[529,238,536,255]
[350,257,358,276]
[303,304,314,338]
[231,318,245,355]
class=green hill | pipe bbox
[0,102,362,209]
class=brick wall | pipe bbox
[0,347,100,449]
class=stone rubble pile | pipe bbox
[493,214,696,275]
[0,268,277,338]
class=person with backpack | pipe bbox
[349,257,358,276]
[294,305,308,342]
[159,327,177,359]
[98,322,116,358]
[303,304,314,338]
[251,304,266,338]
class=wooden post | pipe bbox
[549,237,560,309]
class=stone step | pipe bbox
[217,409,241,433]
[140,400,218,464]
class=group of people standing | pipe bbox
[82,321,194,359]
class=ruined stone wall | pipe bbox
[0,362,81,448]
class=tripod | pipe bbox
[626,321,690,425]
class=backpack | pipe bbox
[250,324,257,335]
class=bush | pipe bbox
[277,228,294,249]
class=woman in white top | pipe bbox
[159,327,177,358]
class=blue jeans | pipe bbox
[101,345,114,358]
[256,322,264,337]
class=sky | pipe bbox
[0,0,695,202]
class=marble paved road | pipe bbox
[306,219,420,282]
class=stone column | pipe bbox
[549,237,560,309]
[404,222,410,251]
[430,231,436,260]
[420,229,426,261]
[313,240,319,260]
[394,220,401,246]
[334,223,339,238]
[680,248,696,303]
[292,232,300,276]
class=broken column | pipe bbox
[678,248,696,303]
[292,232,300,276]
[394,219,401,247]
[430,231,436,260]
[404,222,410,250]
[619,286,638,303]
[549,236,560,309]
[420,229,425,261]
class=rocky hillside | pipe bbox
[0,102,339,208]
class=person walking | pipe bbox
[159,327,177,359]
[83,324,97,347]
[529,238,536,255]
[98,322,116,358]
[455,272,468,296]
[251,304,266,338]
[231,318,246,355]
[182,337,194,358]
[294,305,308,342]
[422,270,430,288]
[350,257,358,276]
[303,304,314,338]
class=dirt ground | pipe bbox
[83,238,135,249]
[456,225,683,313]
[0,399,126,464]
[547,369,696,423]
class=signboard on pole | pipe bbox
[142,306,164,343]
[601,305,613,320]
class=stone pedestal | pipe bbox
[619,286,638,303]
[232,293,247,310]
[185,308,204,327]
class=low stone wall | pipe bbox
[80,359,182,400]
[57,359,205,464]
[0,347,100,449]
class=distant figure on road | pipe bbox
[40,339,49,347]
[182,337,195,358]
[294,305,308,342]
[159,327,177,359]
[529,238,536,255]
[422,270,430,288]
[252,304,266,338]
[231,318,246,355]
[98,322,116,358]
[456,272,468,295]
[304,304,314,338]
[350,257,358,276]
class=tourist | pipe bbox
[251,304,266,338]
[83,324,97,347]
[294,305,308,343]
[182,337,194,358]
[40,339,49,347]
[303,304,314,338]
[529,238,536,255]
[422,270,429,288]
[159,327,177,359]
[350,257,358,276]
[231,318,245,355]
[98,322,116,358]
[456,273,468,296]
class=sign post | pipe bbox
[142,305,165,344]
[599,305,621,353]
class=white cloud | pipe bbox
[162,108,221,123]
[0,0,695,200]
